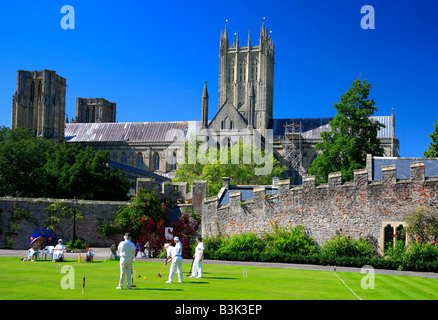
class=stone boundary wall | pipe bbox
[0,197,128,249]
[202,162,438,253]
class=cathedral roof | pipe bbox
[65,121,201,143]
[271,116,395,139]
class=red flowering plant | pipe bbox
[170,212,200,258]
[99,188,168,245]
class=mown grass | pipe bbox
[0,257,437,300]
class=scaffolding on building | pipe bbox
[283,121,303,185]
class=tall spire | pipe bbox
[248,83,255,128]
[201,81,209,128]
[248,30,251,47]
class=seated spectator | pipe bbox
[53,239,66,262]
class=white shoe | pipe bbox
[116,286,122,289]
[178,281,183,283]
[195,276,202,278]
[165,281,172,283]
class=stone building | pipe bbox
[11,69,67,142]
[73,97,116,123]
[12,23,399,182]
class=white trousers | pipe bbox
[168,256,183,283]
[53,251,64,261]
[191,256,203,277]
[119,257,133,288]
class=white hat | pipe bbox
[174,236,179,241]
[164,243,170,248]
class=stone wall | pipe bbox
[202,162,438,254]
[136,178,207,216]
[0,197,127,249]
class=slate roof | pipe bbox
[65,121,201,143]
[219,186,278,206]
[270,116,394,139]
[108,161,171,182]
[372,157,438,180]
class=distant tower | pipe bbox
[218,23,275,135]
[74,98,116,123]
[11,69,67,142]
[201,81,209,128]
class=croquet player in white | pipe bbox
[165,237,183,283]
[189,236,205,278]
[116,233,136,289]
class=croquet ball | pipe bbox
[143,277,147,279]
[138,275,141,278]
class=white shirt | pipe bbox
[54,244,66,251]
[166,245,176,259]
[118,240,136,259]
[195,242,205,258]
[174,241,182,256]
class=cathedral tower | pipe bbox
[11,70,66,142]
[218,23,274,135]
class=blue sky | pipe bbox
[0,0,436,157]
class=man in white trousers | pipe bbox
[116,233,136,289]
[165,237,183,283]
[189,236,205,278]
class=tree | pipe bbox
[99,188,169,245]
[308,78,385,182]
[423,120,438,157]
[0,127,55,197]
[0,127,132,200]
[43,143,132,200]
[174,139,287,197]
[405,207,438,243]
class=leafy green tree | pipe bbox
[43,143,132,200]
[405,207,438,243]
[174,139,287,196]
[0,127,55,197]
[0,127,131,200]
[309,78,385,182]
[424,120,438,157]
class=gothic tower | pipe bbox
[218,23,275,135]
[11,70,67,142]
[74,98,116,123]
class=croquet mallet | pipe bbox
[157,259,169,278]
[186,257,195,277]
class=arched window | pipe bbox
[137,152,144,169]
[153,153,160,171]
[170,151,177,171]
[121,152,127,165]
[396,225,406,243]
[384,224,394,252]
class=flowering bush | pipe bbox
[169,213,200,258]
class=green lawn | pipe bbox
[0,257,437,300]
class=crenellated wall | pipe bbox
[202,162,438,254]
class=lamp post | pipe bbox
[73,196,77,245]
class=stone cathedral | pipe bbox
[10,23,399,184]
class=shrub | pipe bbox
[319,231,377,263]
[263,224,317,255]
